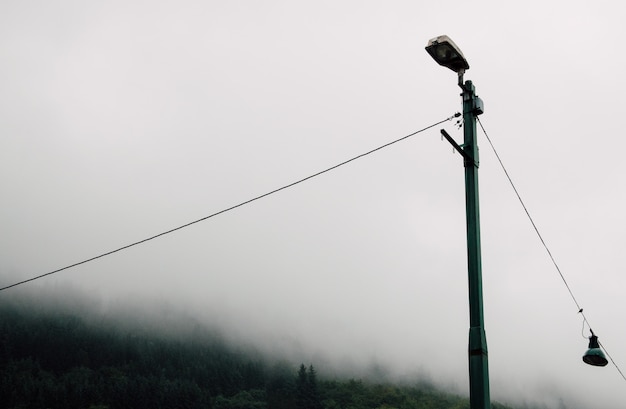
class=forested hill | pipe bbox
[0,295,523,409]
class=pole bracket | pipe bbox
[440,129,477,167]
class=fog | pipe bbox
[2,1,626,408]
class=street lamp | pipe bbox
[425,35,470,76]
[426,35,490,409]
[583,330,608,367]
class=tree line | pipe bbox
[0,297,527,409]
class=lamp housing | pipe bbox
[583,334,608,367]
[425,35,470,73]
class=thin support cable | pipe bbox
[477,118,582,313]
[599,340,626,381]
[0,114,459,293]
[477,117,626,383]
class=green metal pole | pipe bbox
[461,79,491,409]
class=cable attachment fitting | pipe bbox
[447,112,462,122]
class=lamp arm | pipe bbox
[458,70,466,89]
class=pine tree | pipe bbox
[307,365,322,409]
[296,364,309,408]
[295,364,322,409]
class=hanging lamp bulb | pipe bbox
[582,330,608,367]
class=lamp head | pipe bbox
[425,35,470,74]
[583,334,608,367]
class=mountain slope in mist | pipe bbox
[0,291,544,409]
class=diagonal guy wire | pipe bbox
[1,113,459,293]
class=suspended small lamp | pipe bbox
[583,330,608,367]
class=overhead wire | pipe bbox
[477,117,626,383]
[476,117,583,313]
[0,113,460,293]
[9,111,621,380]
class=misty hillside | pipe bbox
[0,292,533,409]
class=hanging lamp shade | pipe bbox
[583,334,608,367]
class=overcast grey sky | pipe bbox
[2,1,626,408]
